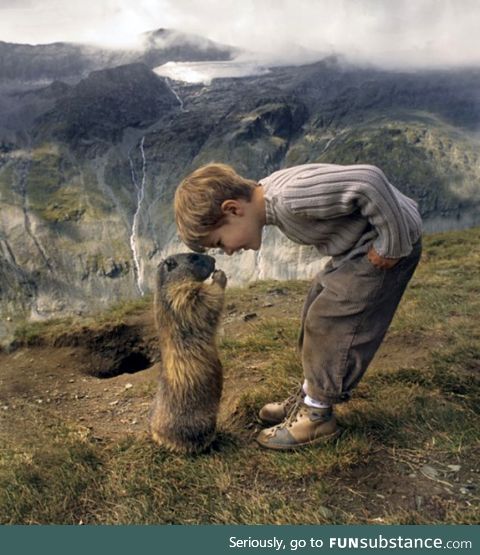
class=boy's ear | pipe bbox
[220,199,244,216]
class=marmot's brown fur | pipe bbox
[150,253,227,454]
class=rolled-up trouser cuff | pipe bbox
[304,380,351,405]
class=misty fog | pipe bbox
[1,0,479,69]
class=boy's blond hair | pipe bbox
[174,163,258,252]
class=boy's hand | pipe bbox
[212,269,227,289]
[367,247,400,269]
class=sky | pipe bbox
[0,0,479,68]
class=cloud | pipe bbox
[0,0,479,68]
[0,0,168,48]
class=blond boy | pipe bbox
[175,162,422,450]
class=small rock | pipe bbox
[447,464,461,472]
[69,379,75,383]
[420,465,439,479]
[408,473,417,478]
[262,303,274,308]
[415,496,423,510]
[267,287,287,296]
[243,312,257,321]
[109,400,119,406]
[318,506,333,519]
[125,383,133,390]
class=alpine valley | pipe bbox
[1,29,479,343]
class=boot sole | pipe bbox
[256,428,343,451]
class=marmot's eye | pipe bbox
[165,259,178,271]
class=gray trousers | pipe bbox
[299,240,422,404]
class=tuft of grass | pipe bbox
[0,406,103,524]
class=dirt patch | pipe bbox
[0,345,156,440]
[0,284,308,443]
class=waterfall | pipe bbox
[255,227,268,280]
[128,136,147,295]
[165,77,187,112]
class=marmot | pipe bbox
[150,252,227,454]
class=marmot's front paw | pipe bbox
[212,269,227,289]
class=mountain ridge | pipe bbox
[1,35,479,342]
[0,28,238,83]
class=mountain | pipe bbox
[35,63,180,149]
[1,33,480,345]
[0,28,237,83]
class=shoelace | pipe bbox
[284,396,307,427]
[271,385,302,408]
[284,385,305,416]
[265,395,306,437]
[265,398,331,438]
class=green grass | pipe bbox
[1,227,479,524]
[8,144,114,223]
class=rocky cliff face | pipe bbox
[1,33,480,344]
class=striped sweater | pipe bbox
[259,164,422,263]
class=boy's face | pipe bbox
[201,198,263,256]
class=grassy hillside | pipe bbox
[286,111,480,220]
[0,227,479,524]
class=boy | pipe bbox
[174,162,422,450]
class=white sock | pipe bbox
[304,394,331,409]
[302,380,331,409]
